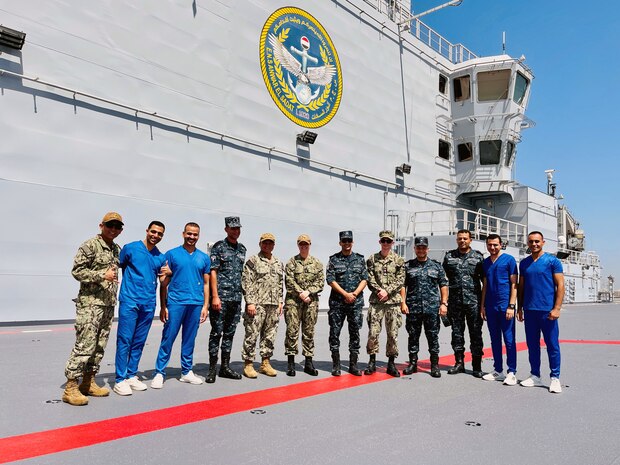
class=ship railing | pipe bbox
[362,0,477,63]
[557,249,601,267]
[411,208,526,247]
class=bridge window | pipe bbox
[457,142,473,162]
[479,140,502,165]
[505,141,516,166]
[453,75,470,102]
[477,69,511,101]
[513,72,529,105]
[439,74,448,94]
[438,139,450,160]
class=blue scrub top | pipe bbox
[519,253,563,311]
[482,253,517,312]
[165,246,211,305]
[119,240,166,307]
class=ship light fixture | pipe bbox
[297,131,318,144]
[396,163,411,175]
[0,25,26,50]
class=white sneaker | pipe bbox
[113,379,132,396]
[151,373,164,389]
[549,377,562,393]
[503,372,517,386]
[482,371,505,381]
[520,375,543,387]
[179,370,203,385]
[127,376,148,391]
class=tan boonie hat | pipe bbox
[297,234,311,244]
[102,212,124,225]
[259,232,276,243]
[379,230,394,240]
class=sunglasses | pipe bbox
[104,222,123,230]
[380,238,393,244]
[341,238,353,243]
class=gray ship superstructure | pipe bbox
[0,0,601,322]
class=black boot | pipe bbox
[331,352,341,377]
[218,353,241,380]
[386,356,400,377]
[206,355,218,383]
[348,353,362,376]
[448,351,465,375]
[304,357,318,376]
[471,355,483,378]
[286,355,296,377]
[430,354,441,378]
[364,354,377,375]
[403,353,418,375]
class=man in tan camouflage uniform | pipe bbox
[364,230,406,377]
[241,233,284,378]
[284,234,324,377]
[63,212,123,406]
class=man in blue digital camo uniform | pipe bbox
[63,212,123,406]
[518,231,565,394]
[480,234,519,386]
[114,220,169,396]
[364,230,405,377]
[206,216,247,383]
[151,222,210,389]
[326,230,368,376]
[401,236,449,378]
[442,229,484,377]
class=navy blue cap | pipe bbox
[414,236,429,246]
[339,230,353,240]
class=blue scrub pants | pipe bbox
[485,309,516,374]
[115,302,155,383]
[155,304,202,377]
[524,309,561,378]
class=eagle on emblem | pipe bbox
[268,33,336,105]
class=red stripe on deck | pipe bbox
[1,339,617,463]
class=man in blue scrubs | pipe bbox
[151,222,211,388]
[480,234,518,386]
[113,221,169,396]
[518,231,565,393]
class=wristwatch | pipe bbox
[441,302,448,307]
[508,304,516,310]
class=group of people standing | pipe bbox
[61,213,565,406]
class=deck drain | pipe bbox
[464,421,481,427]
[400,376,413,380]
[46,399,62,404]
[250,409,266,415]
[608,364,618,367]
[31,339,40,342]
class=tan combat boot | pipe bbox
[243,360,258,379]
[259,358,277,377]
[62,379,89,406]
[79,371,110,397]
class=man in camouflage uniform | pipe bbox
[241,233,284,378]
[364,230,405,377]
[401,236,448,378]
[326,230,368,376]
[442,229,485,377]
[63,212,123,406]
[284,234,324,377]
[206,216,246,383]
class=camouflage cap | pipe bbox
[379,230,395,240]
[259,232,276,243]
[339,230,353,240]
[102,212,123,225]
[225,216,242,228]
[297,234,312,244]
[414,236,429,247]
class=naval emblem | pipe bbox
[260,7,343,128]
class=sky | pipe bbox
[413,0,620,286]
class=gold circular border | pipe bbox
[259,7,343,128]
